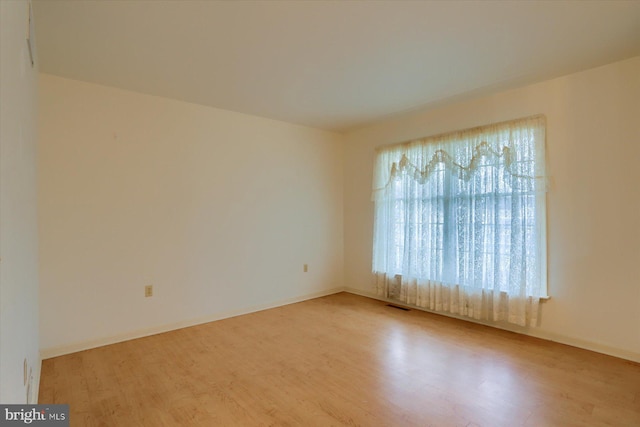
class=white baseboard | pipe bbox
[32,358,41,404]
[41,286,639,364]
[344,287,640,364]
[40,287,345,359]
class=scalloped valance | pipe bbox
[372,115,547,201]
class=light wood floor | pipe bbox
[39,292,640,426]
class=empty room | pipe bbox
[1,0,639,425]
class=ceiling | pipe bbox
[33,1,640,132]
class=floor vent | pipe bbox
[387,304,410,311]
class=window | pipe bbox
[372,116,547,326]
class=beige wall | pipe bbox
[38,75,344,356]
[36,56,640,362]
[344,57,640,361]
[0,0,41,403]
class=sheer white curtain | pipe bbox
[372,116,547,327]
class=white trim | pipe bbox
[40,286,638,364]
[32,358,41,404]
[344,287,640,363]
[40,287,344,359]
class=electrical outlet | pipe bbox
[303,264,308,273]
[145,285,153,297]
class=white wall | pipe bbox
[38,75,344,356]
[344,57,640,362]
[36,54,640,362]
[0,0,41,403]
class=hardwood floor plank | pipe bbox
[39,292,640,426]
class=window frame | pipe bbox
[372,115,548,300]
